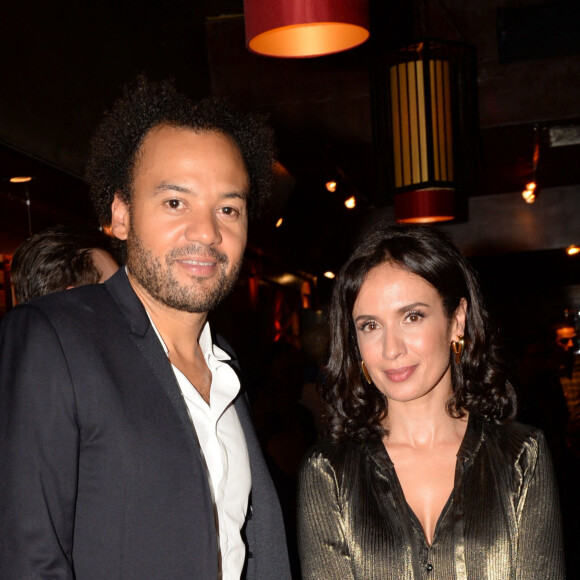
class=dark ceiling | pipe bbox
[1,0,579,280]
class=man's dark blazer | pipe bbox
[0,268,291,579]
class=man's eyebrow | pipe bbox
[152,183,190,196]
[151,185,248,200]
[221,191,248,201]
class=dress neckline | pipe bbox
[365,412,484,472]
[364,413,485,547]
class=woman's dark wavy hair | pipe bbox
[86,76,274,228]
[323,222,517,442]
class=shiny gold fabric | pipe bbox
[298,415,565,579]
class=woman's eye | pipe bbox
[361,320,377,332]
[406,311,423,323]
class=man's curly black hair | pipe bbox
[86,76,274,227]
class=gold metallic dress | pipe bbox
[298,415,565,579]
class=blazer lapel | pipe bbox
[104,269,206,461]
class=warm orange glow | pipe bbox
[247,22,369,58]
[567,245,580,256]
[397,214,455,224]
[101,224,114,237]
[245,1,369,58]
[522,188,536,204]
[344,196,356,209]
[326,180,337,192]
[522,181,537,204]
[10,176,32,183]
[276,217,283,228]
[324,271,335,279]
[394,189,454,223]
[301,280,312,309]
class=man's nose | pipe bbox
[184,208,222,246]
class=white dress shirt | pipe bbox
[150,318,251,579]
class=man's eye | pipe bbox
[166,199,182,209]
[221,206,239,216]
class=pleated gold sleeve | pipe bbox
[297,415,565,579]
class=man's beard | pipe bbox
[126,226,242,314]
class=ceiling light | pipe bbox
[522,183,537,204]
[276,218,283,227]
[8,176,34,235]
[326,181,337,193]
[344,196,356,209]
[522,125,540,204]
[377,41,477,223]
[324,271,335,279]
[567,245,580,256]
[244,0,370,58]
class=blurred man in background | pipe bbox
[10,224,118,303]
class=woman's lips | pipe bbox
[383,365,417,383]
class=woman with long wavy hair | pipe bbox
[298,223,564,579]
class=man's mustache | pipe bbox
[166,245,228,265]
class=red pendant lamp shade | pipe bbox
[244,0,370,58]
[394,189,455,223]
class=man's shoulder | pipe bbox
[29,282,112,315]
[18,268,131,321]
[3,283,121,337]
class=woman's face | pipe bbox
[352,261,465,407]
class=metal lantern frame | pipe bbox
[373,39,478,223]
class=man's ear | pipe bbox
[110,194,130,241]
[453,297,468,339]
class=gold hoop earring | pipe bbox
[451,335,465,364]
[361,360,372,384]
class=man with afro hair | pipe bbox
[0,77,291,580]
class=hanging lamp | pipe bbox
[243,0,370,58]
[374,40,477,223]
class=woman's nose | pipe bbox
[383,329,406,360]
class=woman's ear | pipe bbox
[453,297,468,339]
[110,194,130,241]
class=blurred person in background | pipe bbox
[10,224,118,304]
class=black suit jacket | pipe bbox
[0,269,291,579]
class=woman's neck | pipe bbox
[384,397,467,449]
